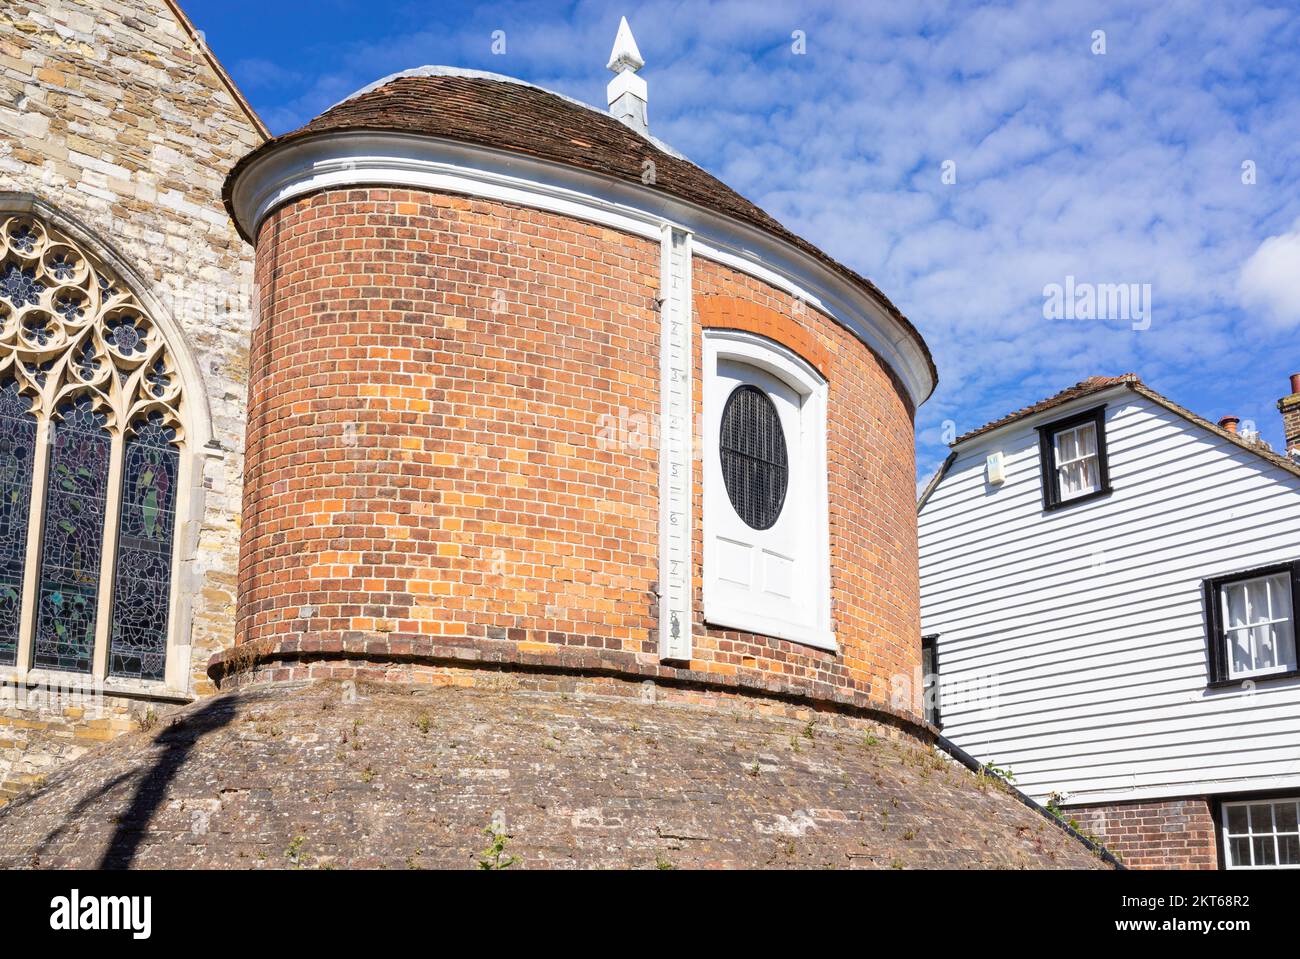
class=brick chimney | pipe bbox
[1280,373,1300,457]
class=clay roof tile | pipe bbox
[222,70,936,396]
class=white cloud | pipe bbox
[222,0,1300,475]
[1239,219,1300,328]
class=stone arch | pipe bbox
[0,192,212,449]
[0,193,212,694]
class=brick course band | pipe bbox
[206,635,934,735]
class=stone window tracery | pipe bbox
[0,213,186,685]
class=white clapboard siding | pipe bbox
[919,386,1300,805]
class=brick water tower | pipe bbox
[0,21,1108,869]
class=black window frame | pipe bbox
[921,633,942,729]
[1036,405,1112,511]
[1203,560,1300,687]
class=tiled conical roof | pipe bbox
[222,69,936,395]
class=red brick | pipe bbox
[1065,797,1217,869]
[237,188,922,719]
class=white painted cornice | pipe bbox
[228,131,937,407]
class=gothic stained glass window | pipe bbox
[2,211,187,684]
[0,380,35,665]
[32,397,111,673]
[109,413,178,681]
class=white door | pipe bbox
[707,359,810,634]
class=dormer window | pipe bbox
[1037,406,1111,510]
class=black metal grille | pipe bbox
[719,385,788,530]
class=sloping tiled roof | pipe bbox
[953,373,1300,480]
[954,375,1138,444]
[221,70,936,394]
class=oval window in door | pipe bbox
[719,384,789,530]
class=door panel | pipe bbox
[708,360,805,627]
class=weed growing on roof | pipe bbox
[976,762,1015,793]
[477,824,518,870]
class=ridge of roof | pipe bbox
[163,0,270,140]
[1128,380,1300,479]
[221,70,937,401]
[953,375,1138,445]
[950,373,1300,481]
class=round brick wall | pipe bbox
[233,187,922,719]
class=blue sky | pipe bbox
[185,0,1300,485]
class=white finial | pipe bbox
[606,16,648,135]
[607,16,644,72]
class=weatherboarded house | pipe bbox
[920,374,1300,869]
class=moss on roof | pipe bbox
[0,679,1109,870]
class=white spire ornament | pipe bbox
[606,16,648,135]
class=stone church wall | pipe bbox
[0,0,263,800]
